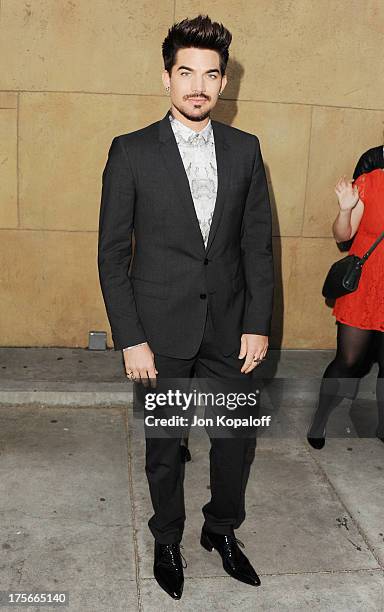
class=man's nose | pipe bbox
[191,77,205,95]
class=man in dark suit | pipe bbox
[98,14,274,600]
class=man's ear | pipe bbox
[220,73,228,95]
[161,69,171,90]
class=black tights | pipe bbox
[309,322,384,438]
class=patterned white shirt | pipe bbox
[168,112,217,248]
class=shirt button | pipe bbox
[200,293,207,299]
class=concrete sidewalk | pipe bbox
[0,348,383,611]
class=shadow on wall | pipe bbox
[212,58,283,357]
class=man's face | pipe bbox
[162,47,227,122]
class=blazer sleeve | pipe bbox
[240,136,274,336]
[97,136,147,350]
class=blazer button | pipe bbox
[200,293,207,299]
[204,258,209,265]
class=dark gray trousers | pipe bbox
[143,304,258,544]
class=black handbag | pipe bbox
[322,231,384,299]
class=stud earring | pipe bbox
[165,86,170,92]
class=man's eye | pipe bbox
[209,74,217,78]
[181,72,190,76]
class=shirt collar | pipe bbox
[169,112,213,143]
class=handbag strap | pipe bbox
[358,230,384,266]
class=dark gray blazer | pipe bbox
[98,109,274,358]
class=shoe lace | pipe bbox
[234,537,245,549]
[180,543,188,568]
[223,533,245,549]
[161,543,188,569]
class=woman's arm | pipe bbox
[332,176,364,242]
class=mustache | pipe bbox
[186,94,209,99]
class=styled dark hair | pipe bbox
[162,14,232,77]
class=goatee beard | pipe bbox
[173,102,210,123]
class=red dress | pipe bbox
[332,169,384,331]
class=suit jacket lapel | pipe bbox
[206,119,231,254]
[158,109,231,255]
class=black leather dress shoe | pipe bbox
[153,541,186,599]
[200,527,261,586]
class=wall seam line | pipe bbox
[16,92,20,228]
[0,89,383,113]
[300,105,314,236]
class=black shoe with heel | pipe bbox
[180,444,191,463]
[153,541,186,599]
[307,425,326,449]
[200,527,260,586]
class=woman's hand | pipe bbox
[332,175,364,242]
[335,176,359,211]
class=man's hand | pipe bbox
[123,342,158,387]
[239,334,268,374]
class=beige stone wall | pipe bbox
[1,1,383,349]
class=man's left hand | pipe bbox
[239,334,268,374]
